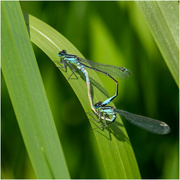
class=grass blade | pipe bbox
[137,1,179,86]
[2,1,70,178]
[23,13,141,178]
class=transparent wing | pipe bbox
[115,109,171,135]
[78,58,132,79]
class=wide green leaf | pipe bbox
[2,1,70,178]
[23,13,141,178]
[137,1,179,87]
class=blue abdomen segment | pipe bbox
[101,95,116,107]
[77,66,87,76]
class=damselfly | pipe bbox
[93,101,171,134]
[57,50,131,106]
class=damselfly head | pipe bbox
[94,101,103,109]
[58,50,67,57]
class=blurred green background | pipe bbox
[2,1,178,179]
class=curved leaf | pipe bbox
[24,13,141,178]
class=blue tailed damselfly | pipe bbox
[58,50,131,106]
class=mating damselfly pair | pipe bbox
[57,50,170,135]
